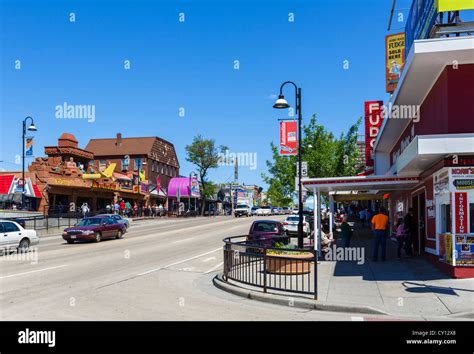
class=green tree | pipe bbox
[262,114,361,204]
[185,135,227,215]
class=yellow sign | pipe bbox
[385,33,405,93]
[437,0,474,12]
[445,233,453,265]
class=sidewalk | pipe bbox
[217,224,474,319]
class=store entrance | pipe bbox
[411,193,426,255]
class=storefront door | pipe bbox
[412,192,426,255]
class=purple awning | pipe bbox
[168,177,200,198]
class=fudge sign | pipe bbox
[364,101,384,167]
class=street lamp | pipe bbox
[22,116,37,210]
[273,81,304,248]
[188,171,197,213]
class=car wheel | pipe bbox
[94,232,102,243]
[116,230,123,239]
[18,238,30,253]
[67,240,75,244]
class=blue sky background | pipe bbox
[1,0,420,186]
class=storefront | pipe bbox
[0,175,42,210]
[167,177,200,214]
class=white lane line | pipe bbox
[173,238,194,244]
[351,316,364,321]
[204,261,224,274]
[202,257,216,263]
[137,248,222,276]
[0,265,68,280]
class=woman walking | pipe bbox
[395,218,405,260]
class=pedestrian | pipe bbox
[359,208,366,226]
[120,200,126,215]
[133,202,138,217]
[394,218,405,259]
[340,215,353,248]
[114,202,120,214]
[403,208,414,256]
[125,200,131,217]
[365,208,372,226]
[106,204,111,214]
[371,206,389,262]
[81,202,89,218]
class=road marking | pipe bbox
[137,248,221,276]
[0,265,68,280]
[204,261,224,274]
[173,238,195,244]
[351,316,364,321]
[202,257,216,262]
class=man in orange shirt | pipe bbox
[371,206,389,261]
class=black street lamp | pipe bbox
[21,116,37,210]
[273,81,304,248]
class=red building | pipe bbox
[303,36,474,278]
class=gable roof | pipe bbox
[85,136,179,168]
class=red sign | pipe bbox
[454,192,468,234]
[279,121,298,156]
[364,101,384,167]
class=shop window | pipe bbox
[440,204,451,233]
[470,204,474,233]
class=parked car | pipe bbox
[247,220,289,247]
[62,216,126,244]
[282,215,311,236]
[291,208,299,214]
[282,207,291,215]
[250,206,260,216]
[96,214,130,231]
[271,207,279,215]
[234,204,251,217]
[256,206,272,216]
[0,220,39,253]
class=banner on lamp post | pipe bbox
[279,121,298,156]
[25,137,33,156]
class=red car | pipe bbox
[62,216,126,244]
[247,220,289,248]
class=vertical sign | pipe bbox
[25,137,33,156]
[454,192,468,234]
[279,121,298,155]
[385,33,405,93]
[364,101,384,168]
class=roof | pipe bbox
[85,136,179,167]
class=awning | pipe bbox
[150,187,167,198]
[302,175,420,194]
[168,177,200,198]
[113,172,132,181]
[0,175,41,198]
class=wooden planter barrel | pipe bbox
[265,253,313,275]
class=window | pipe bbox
[121,158,129,171]
[160,163,164,174]
[470,204,474,233]
[152,161,155,172]
[440,204,451,233]
[3,222,20,233]
[165,165,168,176]
[99,160,106,172]
[134,158,140,171]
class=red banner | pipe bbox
[279,121,298,156]
[454,192,468,234]
[364,101,384,167]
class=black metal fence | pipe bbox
[223,235,317,299]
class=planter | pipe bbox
[265,252,313,275]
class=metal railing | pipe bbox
[223,235,317,299]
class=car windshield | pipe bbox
[77,218,103,226]
[262,206,271,209]
[252,222,278,232]
[251,207,259,210]
[236,205,248,208]
[287,216,299,222]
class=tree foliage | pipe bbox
[185,135,227,214]
[262,114,362,205]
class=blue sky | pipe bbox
[1,0,415,187]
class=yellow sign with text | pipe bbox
[385,33,405,93]
[437,0,474,12]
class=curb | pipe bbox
[213,274,388,315]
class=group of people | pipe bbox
[105,201,166,218]
[335,205,415,262]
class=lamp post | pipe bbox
[273,81,304,248]
[21,116,37,210]
[188,171,197,213]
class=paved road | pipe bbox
[0,216,416,321]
